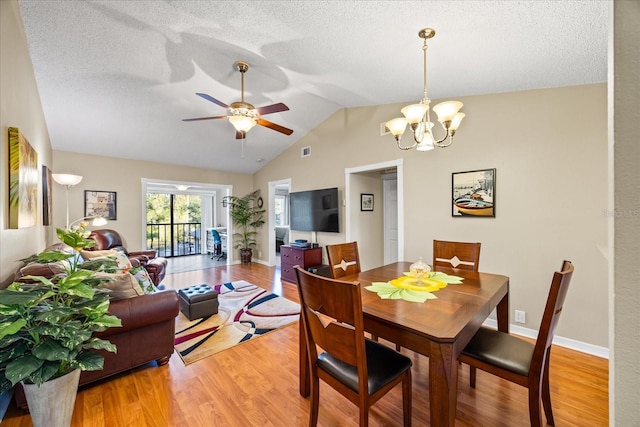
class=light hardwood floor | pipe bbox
[2,264,608,426]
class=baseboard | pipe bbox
[482,318,609,359]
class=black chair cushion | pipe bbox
[317,338,412,395]
[461,327,534,376]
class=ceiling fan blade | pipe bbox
[257,118,294,135]
[182,115,227,122]
[256,102,289,116]
[196,93,229,109]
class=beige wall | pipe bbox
[52,151,253,256]
[611,0,640,424]
[255,84,609,349]
[0,0,53,285]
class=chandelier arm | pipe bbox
[396,137,418,150]
[433,131,454,148]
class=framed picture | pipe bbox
[8,127,38,229]
[361,193,374,211]
[452,168,495,217]
[42,165,52,226]
[85,190,117,220]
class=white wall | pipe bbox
[0,0,53,286]
[255,84,609,349]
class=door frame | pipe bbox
[268,178,291,266]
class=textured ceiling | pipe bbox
[18,0,608,174]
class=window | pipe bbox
[274,195,289,226]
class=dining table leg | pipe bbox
[299,317,310,397]
[496,280,510,333]
[429,341,459,426]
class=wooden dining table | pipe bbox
[298,262,510,427]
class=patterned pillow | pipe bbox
[130,266,156,294]
[95,272,145,300]
[80,250,132,274]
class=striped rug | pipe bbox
[174,280,300,365]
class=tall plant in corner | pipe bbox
[0,225,121,426]
[224,189,266,263]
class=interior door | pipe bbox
[383,175,398,264]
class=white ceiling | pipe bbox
[18,0,608,174]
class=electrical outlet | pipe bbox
[515,310,526,324]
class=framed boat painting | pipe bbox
[452,168,495,217]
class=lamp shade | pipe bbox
[52,173,83,187]
[432,101,464,123]
[401,103,429,124]
[385,118,408,137]
[449,113,465,131]
[229,115,257,133]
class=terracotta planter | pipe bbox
[240,248,253,264]
[22,369,80,427]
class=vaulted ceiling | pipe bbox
[18,0,608,174]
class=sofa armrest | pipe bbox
[97,290,179,338]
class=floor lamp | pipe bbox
[52,173,83,229]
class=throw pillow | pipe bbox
[95,272,145,300]
[80,250,132,274]
[80,249,117,259]
[130,266,157,294]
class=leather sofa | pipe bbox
[12,253,179,411]
[88,229,168,285]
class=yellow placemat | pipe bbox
[365,272,464,303]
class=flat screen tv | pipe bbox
[289,187,340,233]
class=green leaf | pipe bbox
[32,340,71,361]
[65,283,95,299]
[5,355,44,385]
[75,351,104,371]
[91,314,122,329]
[0,319,27,340]
[83,337,117,353]
[29,361,61,385]
[0,290,42,306]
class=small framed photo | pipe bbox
[85,190,117,220]
[361,193,374,211]
[452,169,495,217]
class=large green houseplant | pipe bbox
[224,190,266,263]
[0,226,121,426]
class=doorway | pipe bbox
[345,159,404,270]
[142,179,232,261]
[268,178,291,266]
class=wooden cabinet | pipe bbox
[280,245,322,283]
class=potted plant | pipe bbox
[224,190,266,263]
[0,225,121,427]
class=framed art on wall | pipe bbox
[452,168,495,217]
[85,190,117,220]
[361,193,374,211]
[8,127,38,229]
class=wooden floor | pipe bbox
[2,264,608,426]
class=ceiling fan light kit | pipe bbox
[183,60,293,141]
[386,28,465,151]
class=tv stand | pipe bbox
[280,245,322,283]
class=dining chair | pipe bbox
[326,241,361,279]
[432,240,481,271]
[295,267,413,427]
[458,260,574,427]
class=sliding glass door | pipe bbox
[146,193,202,257]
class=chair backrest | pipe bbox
[295,267,368,392]
[210,229,221,244]
[530,260,574,374]
[326,242,361,279]
[432,240,481,271]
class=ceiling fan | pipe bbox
[182,61,293,139]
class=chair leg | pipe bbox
[402,371,412,427]
[359,405,369,427]
[528,381,543,427]
[309,375,320,427]
[542,351,555,426]
[469,366,477,388]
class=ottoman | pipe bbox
[178,284,219,321]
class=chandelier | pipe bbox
[385,28,465,151]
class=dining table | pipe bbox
[298,262,510,427]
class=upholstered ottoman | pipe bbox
[178,284,219,320]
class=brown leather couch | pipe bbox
[12,254,179,411]
[88,229,168,285]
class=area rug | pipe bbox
[174,280,300,365]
